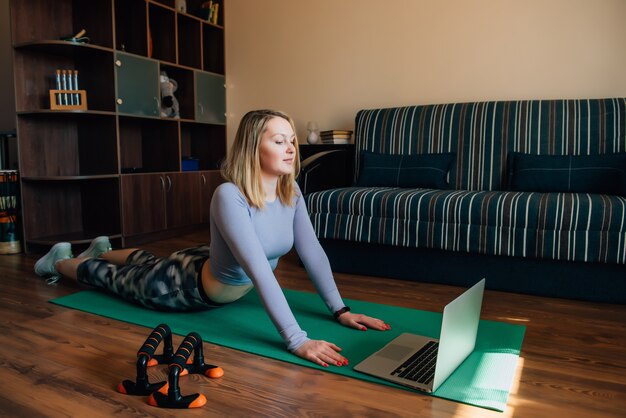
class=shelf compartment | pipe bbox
[160,64,194,120]
[17,112,118,177]
[177,13,201,69]
[12,45,115,112]
[10,0,113,48]
[148,3,176,63]
[202,23,224,74]
[20,177,121,245]
[181,122,226,170]
[119,117,180,173]
[115,0,148,56]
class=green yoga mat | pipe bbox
[51,289,524,412]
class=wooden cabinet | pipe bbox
[122,171,223,237]
[121,174,167,236]
[299,144,355,161]
[121,172,198,237]
[165,172,202,229]
[298,144,356,193]
[199,171,224,223]
[10,0,226,252]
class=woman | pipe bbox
[34,109,390,367]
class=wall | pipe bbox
[225,0,626,143]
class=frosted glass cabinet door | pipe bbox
[115,52,160,116]
[195,71,225,124]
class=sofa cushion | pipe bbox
[356,151,455,188]
[508,152,626,196]
[305,187,626,264]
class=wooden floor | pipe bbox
[1,230,625,418]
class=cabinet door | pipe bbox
[195,71,225,124]
[116,52,160,116]
[165,172,202,228]
[121,174,167,236]
[199,171,224,223]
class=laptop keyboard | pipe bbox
[390,340,438,384]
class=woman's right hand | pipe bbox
[294,339,349,368]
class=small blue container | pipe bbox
[182,157,200,171]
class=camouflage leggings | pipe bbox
[76,245,222,311]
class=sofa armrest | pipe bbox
[298,149,354,195]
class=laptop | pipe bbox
[354,279,485,393]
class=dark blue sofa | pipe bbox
[301,99,626,303]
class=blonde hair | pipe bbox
[222,110,300,208]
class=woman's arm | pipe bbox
[211,184,309,352]
[292,191,344,313]
[293,186,391,332]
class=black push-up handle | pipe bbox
[117,324,173,396]
[148,332,223,409]
[138,323,174,366]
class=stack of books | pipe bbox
[320,130,353,144]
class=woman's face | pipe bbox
[259,117,296,178]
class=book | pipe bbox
[321,138,350,144]
[320,130,352,136]
[321,134,352,140]
[199,1,219,25]
[212,3,219,25]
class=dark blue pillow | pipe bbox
[508,152,626,195]
[356,151,456,188]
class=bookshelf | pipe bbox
[9,0,226,252]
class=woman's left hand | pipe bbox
[337,312,391,331]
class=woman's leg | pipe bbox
[100,248,140,265]
[48,244,213,311]
[55,257,85,281]
[75,248,214,310]
[55,248,139,281]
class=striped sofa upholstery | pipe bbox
[305,99,626,265]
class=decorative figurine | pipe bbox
[306,121,320,144]
[160,72,180,119]
[175,0,187,13]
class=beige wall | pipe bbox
[224,0,626,144]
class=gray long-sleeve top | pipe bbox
[209,182,345,351]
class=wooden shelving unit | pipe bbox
[9,0,226,252]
